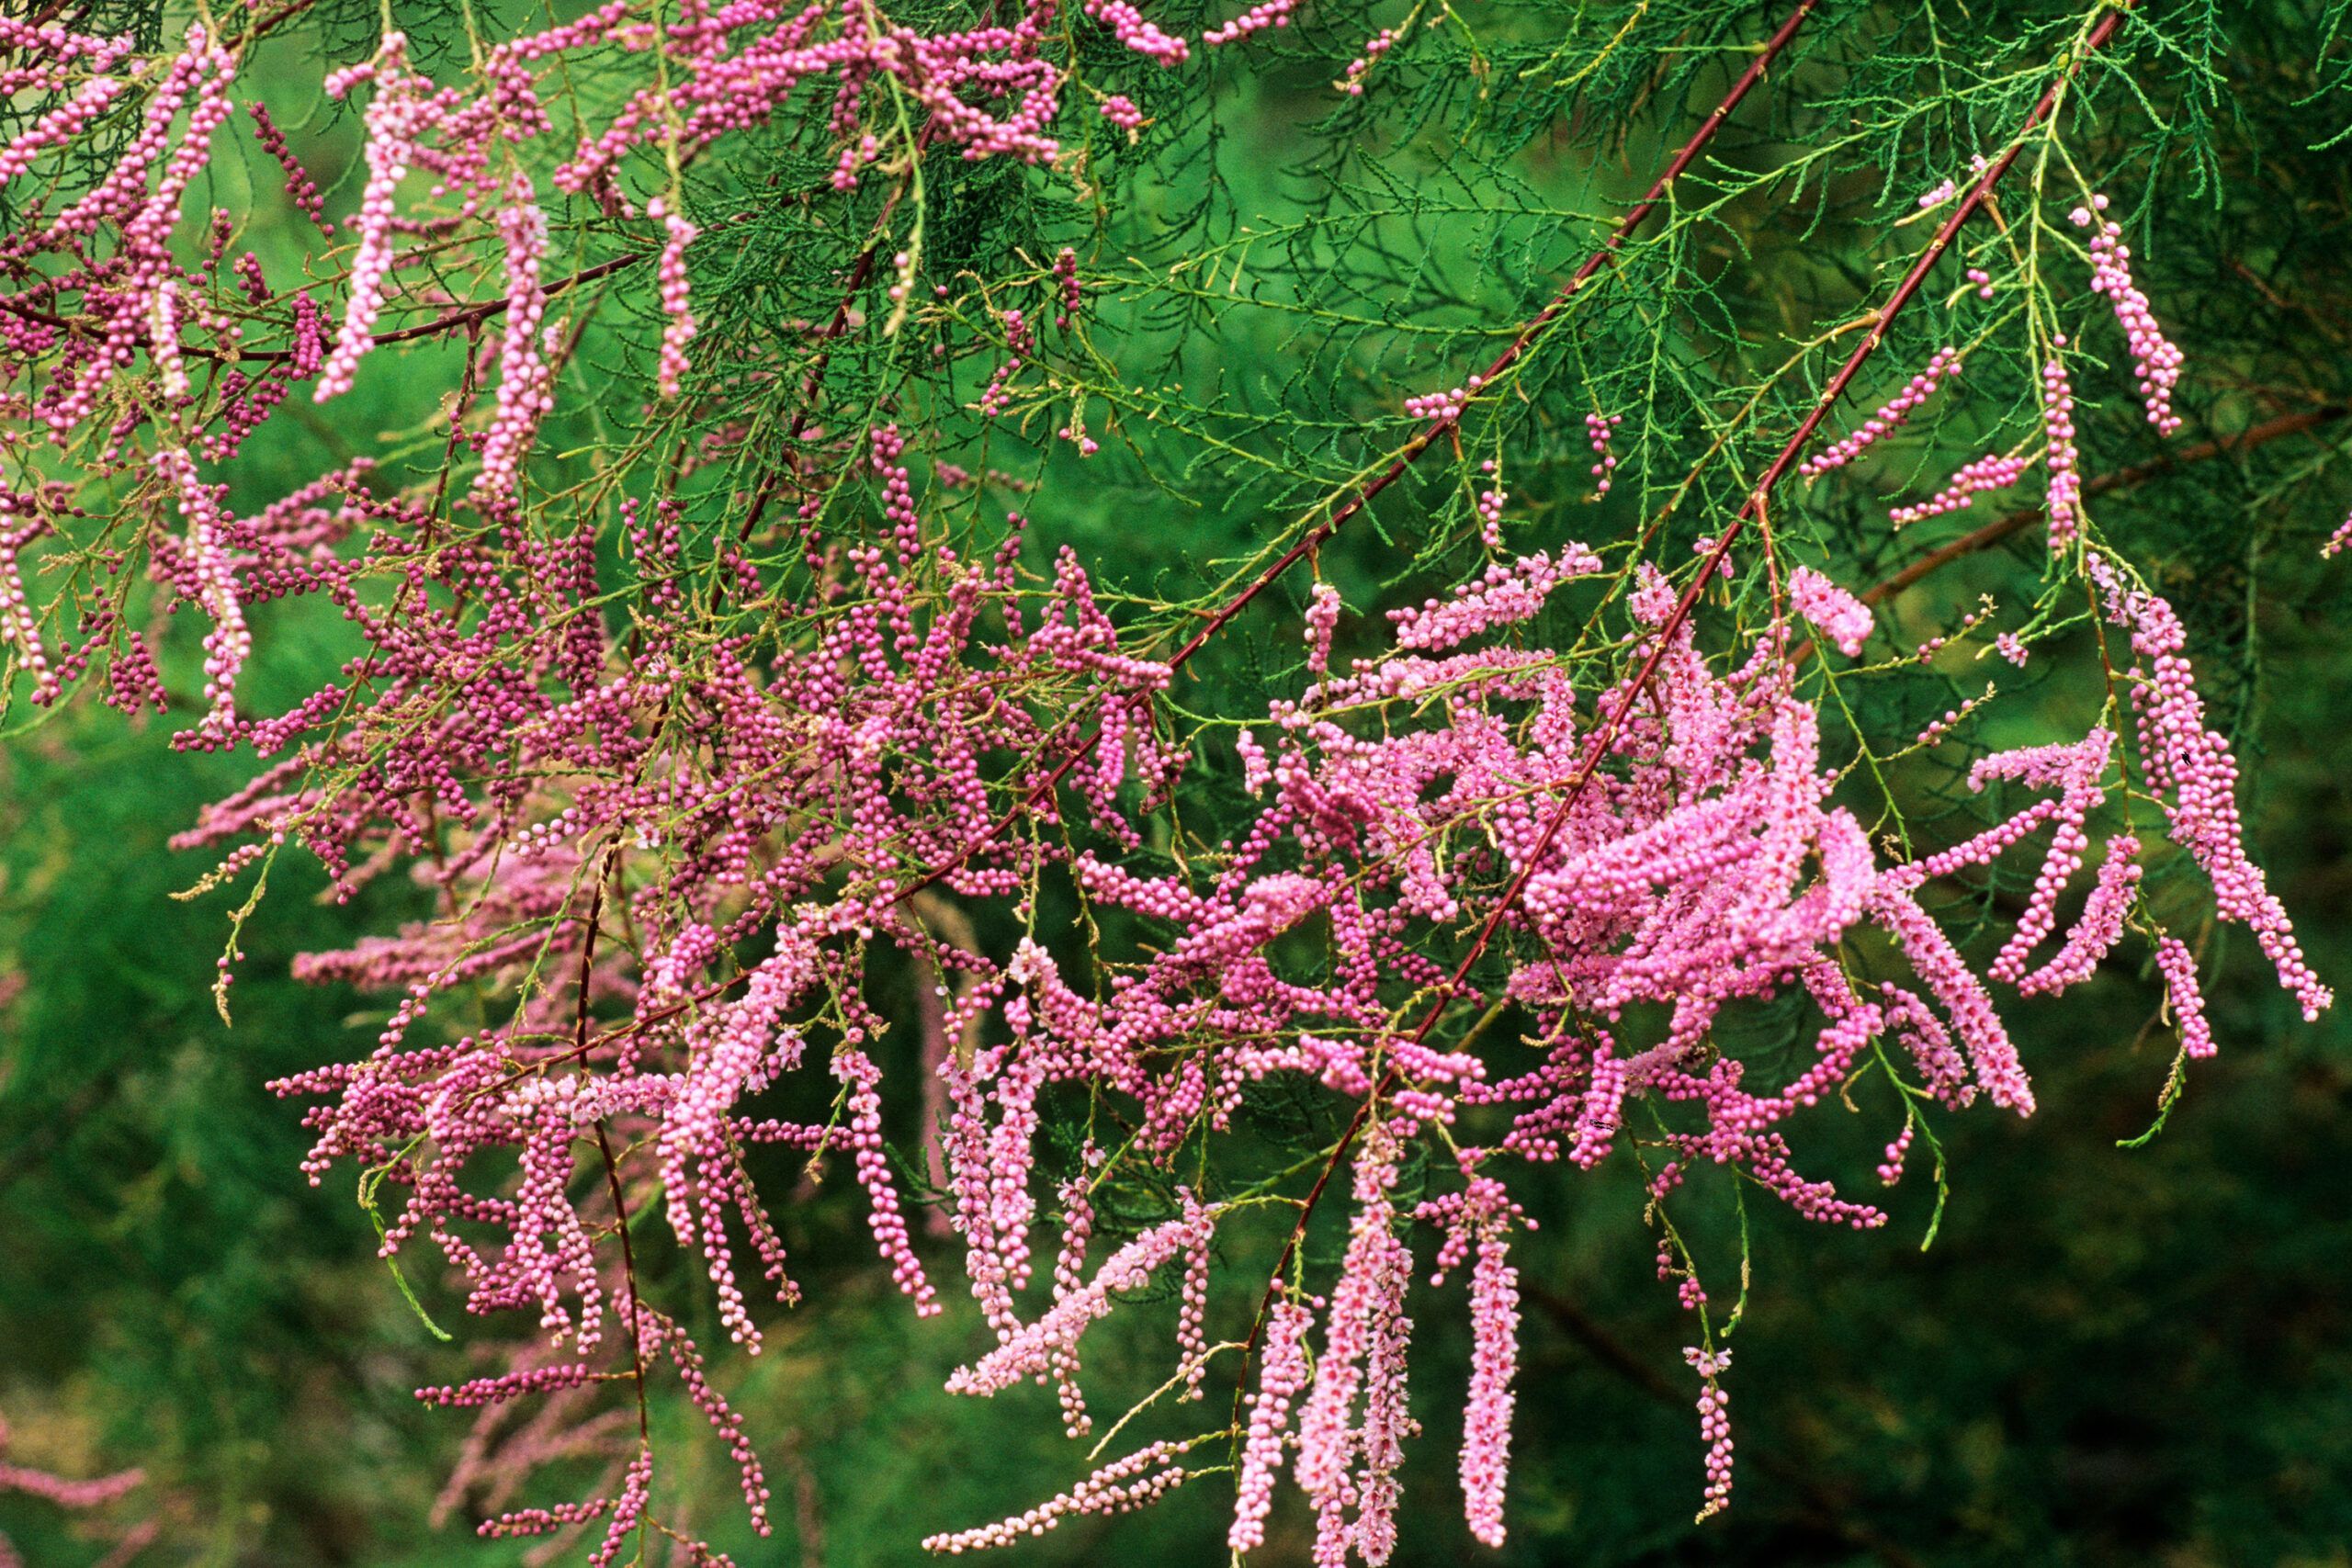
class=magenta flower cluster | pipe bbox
[0,11,2328,1564]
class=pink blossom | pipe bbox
[650,198,698,397]
[1788,564,1872,656]
[1798,346,1961,477]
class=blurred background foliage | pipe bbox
[4,0,2352,1563]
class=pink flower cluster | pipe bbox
[2041,353,2085,547]
[1890,449,2030,526]
[1203,0,1297,47]
[1419,1174,1524,1547]
[246,102,334,238]
[1338,28,1398,95]
[2091,556,2332,1018]
[1475,458,1509,546]
[1798,346,1961,477]
[0,74,125,183]
[1788,564,1873,656]
[1229,1300,1316,1551]
[1684,1348,1735,1518]
[1289,1132,1417,1560]
[1386,546,1603,651]
[650,199,698,398]
[2075,195,2184,435]
[316,34,432,401]
[477,175,557,496]
[924,1440,1192,1552]
[1403,379,1475,422]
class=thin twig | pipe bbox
[575,849,652,1446]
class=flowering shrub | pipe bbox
[0,0,2345,1562]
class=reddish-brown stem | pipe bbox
[577,850,653,1446]
[254,251,650,363]
[0,250,663,362]
[734,162,927,546]
[595,1122,653,1445]
[1225,1,2129,1396]
[0,248,675,359]
[1857,401,2347,608]
[1157,0,1825,669]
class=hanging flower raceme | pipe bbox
[923,535,2327,1557]
[0,5,2335,1563]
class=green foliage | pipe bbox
[4,0,2351,1562]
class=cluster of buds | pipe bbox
[1403,378,1475,422]
[1585,409,1623,495]
[1799,346,1962,477]
[1476,458,1508,547]
[2041,352,2085,547]
[1338,27,1398,95]
[2075,194,2185,435]
[1891,449,2031,526]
